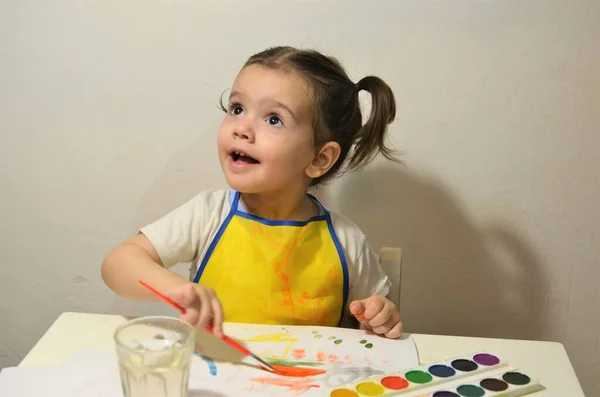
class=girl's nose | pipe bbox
[233,120,255,142]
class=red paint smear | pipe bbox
[269,364,327,377]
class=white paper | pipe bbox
[1,323,419,396]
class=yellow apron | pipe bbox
[193,191,349,327]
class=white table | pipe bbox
[19,312,584,396]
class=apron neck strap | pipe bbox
[232,190,329,216]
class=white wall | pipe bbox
[1,0,598,394]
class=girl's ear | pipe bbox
[305,141,341,180]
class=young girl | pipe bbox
[101,46,402,339]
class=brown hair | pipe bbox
[223,46,400,185]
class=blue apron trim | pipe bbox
[235,210,327,226]
[193,191,240,283]
[323,210,350,327]
[307,194,350,324]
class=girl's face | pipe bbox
[217,64,317,194]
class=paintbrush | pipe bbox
[138,280,275,372]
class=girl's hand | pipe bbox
[349,294,403,339]
[165,283,224,337]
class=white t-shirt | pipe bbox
[139,189,391,316]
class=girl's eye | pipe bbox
[230,104,244,115]
[267,115,283,127]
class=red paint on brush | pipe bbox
[139,280,186,313]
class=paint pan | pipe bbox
[418,368,543,397]
[325,351,508,397]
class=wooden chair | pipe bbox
[379,247,403,309]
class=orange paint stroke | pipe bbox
[292,348,306,360]
[274,225,312,314]
[328,354,339,363]
[250,377,319,392]
[316,351,326,362]
[270,364,327,378]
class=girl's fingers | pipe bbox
[371,315,398,335]
[349,300,365,316]
[181,308,199,326]
[362,297,386,320]
[196,287,212,328]
[209,291,224,337]
[164,284,224,332]
[384,321,403,339]
[166,284,196,307]
[368,302,394,328]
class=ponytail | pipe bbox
[346,76,399,171]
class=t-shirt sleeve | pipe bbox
[348,239,392,303]
[138,190,227,269]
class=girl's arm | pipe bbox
[101,233,191,301]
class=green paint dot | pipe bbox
[315,335,322,339]
[457,384,485,397]
[359,339,367,344]
[365,343,373,349]
[405,370,433,384]
[334,339,343,344]
[312,331,318,334]
[329,336,336,340]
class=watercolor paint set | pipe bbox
[325,351,543,397]
[416,369,543,397]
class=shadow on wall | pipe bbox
[131,138,219,231]
[104,137,221,317]
[329,165,548,340]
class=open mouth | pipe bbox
[230,151,260,164]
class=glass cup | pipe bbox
[114,316,197,397]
